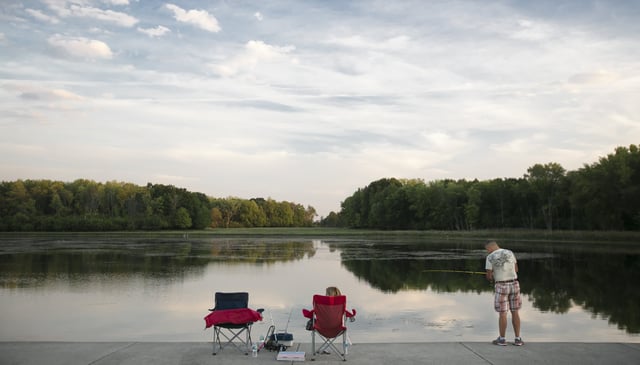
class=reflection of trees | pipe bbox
[0,243,210,289]
[522,247,640,333]
[0,238,316,289]
[337,241,488,293]
[207,240,316,263]
[337,242,640,334]
[343,257,488,294]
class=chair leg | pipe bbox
[212,325,253,355]
[342,331,347,361]
[245,325,252,355]
[212,327,220,355]
[313,332,347,361]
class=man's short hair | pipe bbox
[485,240,498,248]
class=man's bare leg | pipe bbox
[499,311,508,337]
[511,310,521,338]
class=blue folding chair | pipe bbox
[208,292,263,355]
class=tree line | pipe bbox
[0,180,316,231]
[322,144,640,231]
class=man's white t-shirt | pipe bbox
[485,248,518,282]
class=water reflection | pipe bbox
[334,240,489,294]
[333,239,640,334]
[0,237,316,289]
[0,235,638,342]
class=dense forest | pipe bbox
[0,180,316,231]
[322,144,640,231]
[2,144,638,232]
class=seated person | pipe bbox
[325,286,341,296]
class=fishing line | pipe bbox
[422,269,486,275]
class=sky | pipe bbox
[1,0,639,218]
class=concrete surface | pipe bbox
[1,342,639,365]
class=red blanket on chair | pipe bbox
[204,308,263,329]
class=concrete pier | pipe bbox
[1,342,639,364]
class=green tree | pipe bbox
[464,184,481,230]
[304,205,317,227]
[5,180,37,230]
[320,211,341,227]
[237,199,267,227]
[50,193,65,216]
[340,189,364,228]
[525,162,567,231]
[570,144,640,230]
[210,207,224,228]
[175,207,192,229]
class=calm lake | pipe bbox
[1,233,639,343]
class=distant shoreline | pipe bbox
[2,228,639,244]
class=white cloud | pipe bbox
[46,1,138,27]
[165,3,220,32]
[69,4,138,27]
[326,34,411,51]
[254,12,263,21]
[137,25,171,37]
[489,134,547,155]
[421,131,466,151]
[511,19,554,41]
[48,34,113,60]
[18,86,84,101]
[568,70,620,85]
[246,40,295,59]
[25,8,60,24]
[214,40,296,77]
[51,89,84,100]
[104,0,129,5]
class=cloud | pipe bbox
[4,82,83,101]
[489,134,547,154]
[25,8,60,24]
[137,25,171,37]
[422,131,466,151]
[213,40,296,77]
[223,99,301,112]
[165,3,220,32]
[46,1,138,27]
[326,34,411,51]
[254,12,263,21]
[68,5,138,27]
[18,87,84,101]
[568,70,620,85]
[48,34,113,60]
[105,0,130,5]
[510,19,553,41]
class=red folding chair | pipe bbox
[303,295,356,361]
[204,292,263,355]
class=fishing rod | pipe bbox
[422,269,486,275]
[283,307,293,333]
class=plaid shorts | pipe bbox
[494,280,522,312]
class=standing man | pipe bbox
[485,240,524,346]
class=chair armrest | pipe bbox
[346,308,356,319]
[302,309,314,318]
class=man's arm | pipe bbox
[486,269,493,282]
